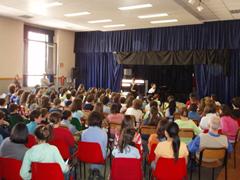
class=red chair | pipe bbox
[0,157,23,180]
[236,118,240,127]
[77,140,109,179]
[203,129,222,134]
[135,144,143,163]
[24,134,37,148]
[110,158,143,180]
[146,144,157,179]
[152,157,187,180]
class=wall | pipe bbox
[0,16,75,94]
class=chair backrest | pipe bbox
[31,162,65,180]
[24,134,37,148]
[78,141,104,164]
[49,139,70,160]
[191,118,199,126]
[0,157,23,180]
[9,116,20,127]
[70,117,82,131]
[154,157,187,180]
[178,128,195,139]
[148,143,158,163]
[142,106,146,113]
[200,147,227,160]
[108,121,122,134]
[62,106,71,111]
[174,112,181,120]
[139,125,156,135]
[110,158,143,180]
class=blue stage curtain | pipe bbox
[75,52,123,92]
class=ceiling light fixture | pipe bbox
[118,4,152,10]
[64,12,90,17]
[138,13,168,18]
[41,2,63,8]
[188,0,196,4]
[150,19,178,24]
[197,0,204,11]
[88,19,112,23]
[103,24,126,28]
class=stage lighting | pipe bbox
[197,4,203,11]
[188,0,196,4]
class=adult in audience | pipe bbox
[152,122,188,170]
[120,95,135,114]
[125,99,143,127]
[101,96,111,115]
[188,116,232,162]
[165,100,179,121]
[130,78,139,98]
[0,122,28,162]
[219,104,238,142]
[231,97,240,118]
[188,103,201,121]
[13,74,21,90]
[26,94,38,111]
[8,103,24,122]
[27,110,42,135]
[175,107,201,145]
[40,73,50,86]
[82,111,108,178]
[49,98,62,113]
[83,94,94,111]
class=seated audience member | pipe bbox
[49,112,75,153]
[107,104,124,137]
[188,116,233,161]
[175,107,201,145]
[8,84,16,103]
[50,91,58,103]
[94,91,102,103]
[10,89,18,103]
[37,90,44,104]
[186,93,199,107]
[61,110,78,135]
[148,119,168,151]
[27,110,42,135]
[162,95,175,113]
[112,95,122,113]
[125,99,143,127]
[144,95,153,113]
[48,83,55,92]
[15,90,24,105]
[0,111,11,139]
[93,102,107,126]
[112,128,140,159]
[101,96,111,115]
[165,100,179,121]
[20,125,71,180]
[198,98,206,113]
[41,96,51,111]
[31,84,40,94]
[148,83,157,95]
[211,94,221,106]
[82,111,108,178]
[144,101,163,120]
[26,94,38,111]
[8,103,24,122]
[60,88,68,101]
[153,94,161,106]
[19,91,30,113]
[71,90,76,101]
[114,115,143,153]
[105,88,111,98]
[49,98,62,113]
[109,92,117,103]
[65,94,72,107]
[0,122,28,162]
[40,108,49,125]
[120,96,135,114]
[83,94,94,111]
[219,104,238,142]
[120,97,126,108]
[0,98,10,119]
[71,98,84,122]
[231,97,240,118]
[152,122,189,170]
[188,103,201,121]
[199,103,217,133]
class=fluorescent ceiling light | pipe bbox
[88,19,112,24]
[64,12,90,17]
[138,13,168,19]
[103,24,126,28]
[122,79,144,83]
[197,5,204,11]
[41,2,63,8]
[122,84,131,87]
[150,19,178,24]
[118,4,152,10]
[188,0,196,4]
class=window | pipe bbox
[23,25,57,87]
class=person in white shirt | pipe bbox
[148,83,156,95]
[125,99,143,127]
[144,95,153,113]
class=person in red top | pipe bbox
[186,93,199,107]
[49,112,75,154]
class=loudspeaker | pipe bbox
[71,67,80,79]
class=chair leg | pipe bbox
[104,164,107,179]
[79,161,82,179]
[234,145,236,169]
[198,166,201,180]
[212,168,215,180]
[84,162,86,179]
[225,163,228,180]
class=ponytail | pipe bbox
[148,106,159,126]
[172,135,180,163]
[34,124,54,142]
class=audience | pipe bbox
[70,98,84,123]
[125,99,143,127]
[65,94,72,107]
[165,100,179,120]
[120,97,126,108]
[26,94,38,111]
[8,103,24,122]
[144,95,153,112]
[211,94,221,106]
[40,108,49,125]
[120,95,135,114]
[144,101,163,120]
[0,122,28,162]
[231,97,240,118]
[15,90,24,105]
[112,95,122,113]
[49,98,62,113]
[186,93,198,107]
[93,102,107,126]
[198,98,206,113]
[61,110,78,135]
[0,98,10,119]
[27,110,42,135]
[8,84,16,102]
[83,94,94,111]
[19,91,30,112]
[41,96,51,111]
[101,96,111,115]
[188,103,201,121]
[0,111,11,139]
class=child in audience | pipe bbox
[10,89,18,103]
[109,92,116,103]
[71,98,84,123]
[8,103,24,122]
[144,95,153,113]
[94,91,102,103]
[41,96,51,111]
[15,90,24,105]
[152,122,189,170]
[105,89,111,98]
[40,108,49,125]
[0,122,28,162]
[61,110,78,135]
[19,91,30,113]
[20,125,71,180]
[144,101,163,120]
[83,94,94,111]
[37,90,44,104]
[114,115,143,153]
[48,83,55,92]
[125,99,143,127]
[120,97,126,107]
[186,93,199,107]
[211,94,221,106]
[27,110,42,135]
[8,84,16,102]
[93,102,107,126]
[188,103,201,121]
[50,91,58,103]
[198,98,206,113]
[112,95,122,113]
[112,128,140,159]
[231,97,240,118]
[26,94,38,110]
[71,90,76,101]
[101,96,111,115]
[65,94,72,107]
[0,111,11,139]
[120,96,135,114]
[165,100,179,121]
[60,88,68,101]
[0,98,10,119]
[148,119,168,151]
[49,98,62,113]
[49,112,75,153]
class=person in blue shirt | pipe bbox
[49,98,62,113]
[188,103,201,121]
[27,110,42,135]
[48,83,55,92]
[15,90,24,105]
[101,96,111,115]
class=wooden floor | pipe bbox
[217,142,240,180]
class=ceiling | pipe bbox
[0,0,239,32]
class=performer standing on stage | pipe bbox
[130,78,139,98]
[148,83,156,95]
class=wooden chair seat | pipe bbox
[195,159,223,168]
